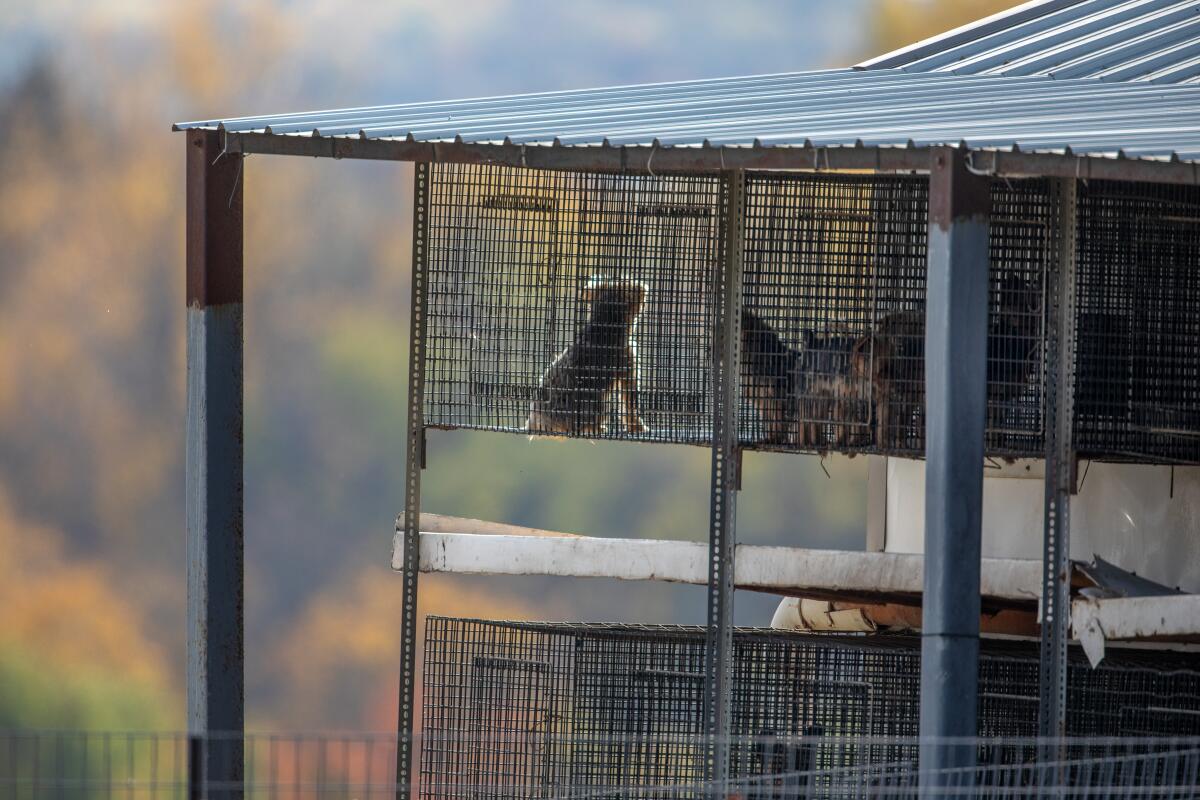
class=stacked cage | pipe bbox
[420,619,1200,800]
[738,175,1052,457]
[424,166,720,444]
[1074,181,1200,463]
[422,165,1123,460]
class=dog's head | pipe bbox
[849,333,888,380]
[581,277,647,324]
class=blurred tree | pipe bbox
[0,487,176,727]
[264,568,537,730]
[0,0,881,732]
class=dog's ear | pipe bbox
[580,278,605,303]
[580,276,614,303]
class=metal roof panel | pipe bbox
[859,0,1200,83]
[174,68,1200,165]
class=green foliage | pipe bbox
[0,643,169,730]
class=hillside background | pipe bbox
[0,0,1011,730]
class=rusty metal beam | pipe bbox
[218,131,1200,186]
[185,129,244,792]
[920,146,991,789]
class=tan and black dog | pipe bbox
[526,278,647,436]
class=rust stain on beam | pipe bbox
[187,131,244,307]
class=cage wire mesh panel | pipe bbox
[420,618,1200,800]
[423,164,719,444]
[739,174,1051,459]
[1075,180,1200,464]
[422,166,1198,461]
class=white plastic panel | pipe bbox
[880,458,1200,591]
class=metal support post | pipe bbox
[1039,178,1078,739]
[396,162,431,800]
[186,129,245,794]
[919,147,991,785]
[705,169,745,795]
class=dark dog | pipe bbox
[796,330,864,450]
[853,274,1042,448]
[740,308,802,445]
[740,309,864,451]
[986,273,1042,404]
[526,278,647,436]
[851,309,925,449]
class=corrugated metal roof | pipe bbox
[176,68,1200,163]
[859,0,1200,83]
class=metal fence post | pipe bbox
[186,129,244,796]
[1039,178,1078,739]
[919,147,990,788]
[706,169,745,796]
[396,162,431,800]
[188,735,204,800]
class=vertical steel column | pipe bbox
[1039,178,1078,739]
[919,147,990,783]
[186,129,244,792]
[705,169,744,795]
[396,162,431,800]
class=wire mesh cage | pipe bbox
[1075,180,1200,464]
[420,618,1200,800]
[739,174,1052,458]
[424,165,720,444]
[420,165,1197,464]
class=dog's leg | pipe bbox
[618,349,646,434]
[767,393,789,445]
[876,387,890,450]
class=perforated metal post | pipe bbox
[705,169,744,795]
[919,148,990,788]
[396,162,431,800]
[185,129,244,796]
[1039,178,1078,739]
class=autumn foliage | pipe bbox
[0,0,988,730]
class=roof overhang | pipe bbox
[177,66,1200,185]
[214,129,1200,185]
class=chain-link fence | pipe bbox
[0,731,399,798]
[3,731,1199,798]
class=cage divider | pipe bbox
[705,168,746,796]
[1039,178,1079,744]
[396,161,432,800]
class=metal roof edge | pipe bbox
[856,0,1086,71]
[220,132,1200,186]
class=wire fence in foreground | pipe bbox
[1,732,1199,798]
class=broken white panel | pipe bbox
[770,597,877,633]
[1072,594,1200,667]
[879,459,1200,592]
